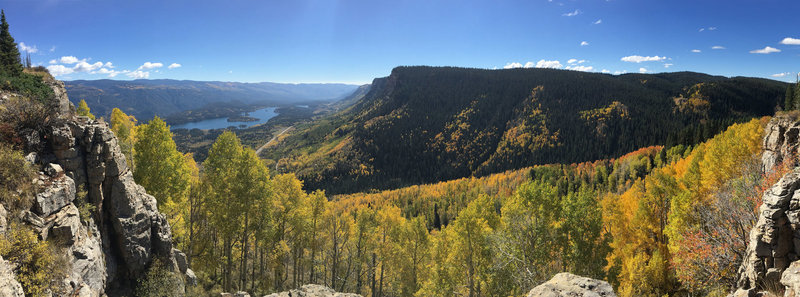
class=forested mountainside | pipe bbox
[65,79,360,121]
[264,66,787,194]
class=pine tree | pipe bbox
[786,85,795,111]
[0,10,22,75]
[76,99,96,120]
[795,80,800,110]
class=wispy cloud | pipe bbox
[750,46,781,54]
[535,59,563,69]
[664,63,673,68]
[168,63,182,69]
[691,49,701,53]
[58,56,82,64]
[772,72,792,78]
[127,70,149,79]
[138,62,163,70]
[711,45,725,50]
[593,19,602,25]
[566,65,593,72]
[698,26,717,32]
[621,55,667,63]
[780,37,800,45]
[580,41,589,46]
[49,46,56,53]
[562,9,580,17]
[19,42,37,53]
[639,67,648,73]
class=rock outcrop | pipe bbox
[0,256,24,297]
[1,75,192,295]
[262,284,363,297]
[736,114,800,295]
[527,273,616,297]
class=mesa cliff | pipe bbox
[0,77,193,296]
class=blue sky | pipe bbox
[3,0,799,84]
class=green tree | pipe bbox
[0,10,22,75]
[110,108,138,169]
[76,99,95,120]
[133,116,189,208]
[786,85,795,111]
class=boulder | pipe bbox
[527,273,616,297]
[263,284,363,297]
[33,174,76,216]
[234,292,251,297]
[0,256,24,297]
[45,162,64,177]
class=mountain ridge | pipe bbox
[264,66,787,194]
[65,79,362,122]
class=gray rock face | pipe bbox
[737,115,800,291]
[762,115,800,173]
[0,256,24,297]
[33,173,76,216]
[527,273,616,297]
[0,77,191,295]
[46,118,191,292]
[782,261,800,297]
[262,284,363,297]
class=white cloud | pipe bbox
[524,61,535,68]
[621,55,667,63]
[664,63,673,68]
[614,70,627,75]
[593,19,602,25]
[699,28,704,32]
[711,45,726,50]
[503,62,523,69]
[639,67,648,73]
[103,62,114,68]
[708,27,717,31]
[46,65,74,76]
[750,46,781,54]
[138,62,163,70]
[168,63,181,69]
[19,42,37,53]
[73,61,104,72]
[580,41,589,46]
[535,59,563,69]
[562,9,580,17]
[59,56,81,64]
[127,70,150,79]
[567,59,578,64]
[780,37,800,45]
[48,59,57,64]
[772,72,791,78]
[566,65,593,72]
[601,69,610,74]
[95,68,124,78]
[691,49,701,53]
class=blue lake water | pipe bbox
[170,107,278,130]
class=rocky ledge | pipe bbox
[527,273,616,297]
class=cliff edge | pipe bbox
[0,75,194,296]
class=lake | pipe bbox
[170,107,278,130]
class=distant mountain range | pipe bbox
[64,79,361,121]
[263,66,787,194]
